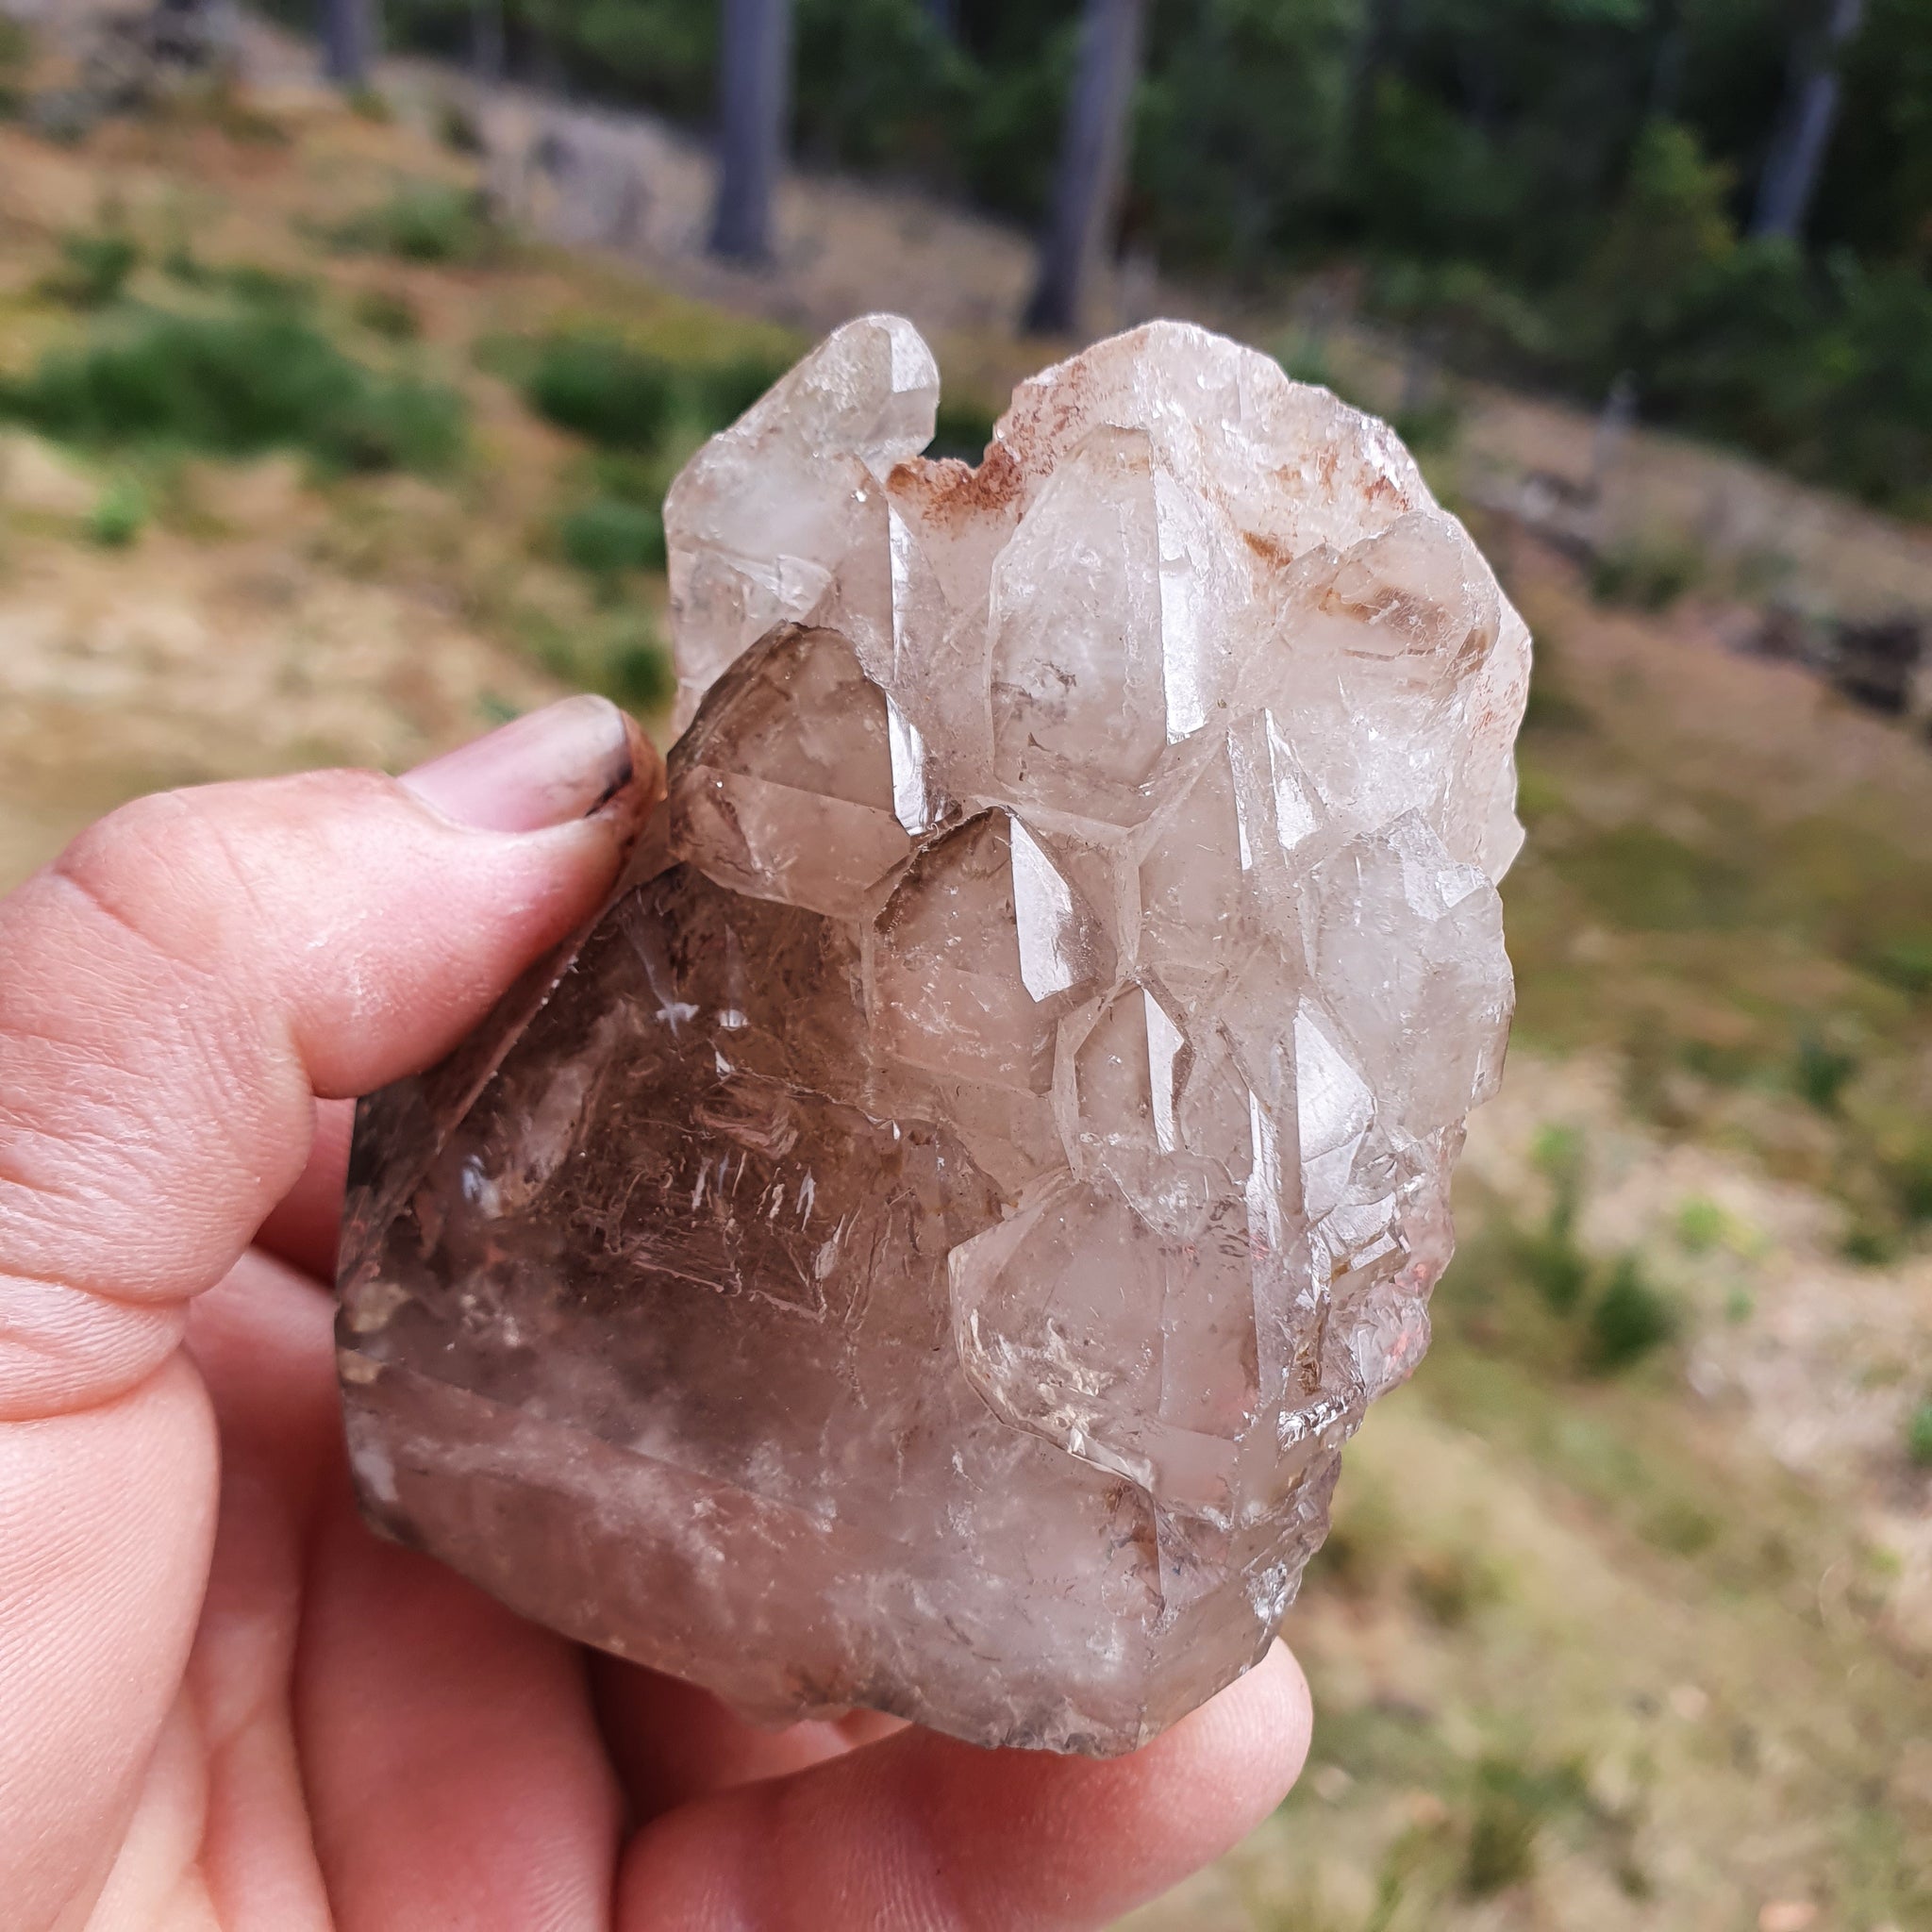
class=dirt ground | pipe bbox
[2,23,1931,1929]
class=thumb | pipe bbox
[0,695,659,1931]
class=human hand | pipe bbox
[0,694,1310,1932]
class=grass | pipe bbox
[558,496,665,578]
[41,232,140,309]
[1584,1256,1676,1374]
[931,395,999,462]
[525,334,680,449]
[0,12,28,116]
[1502,611,1932,1257]
[85,476,147,547]
[353,288,421,341]
[1587,533,1706,610]
[164,249,317,313]
[520,331,791,455]
[0,310,466,475]
[328,184,497,265]
[515,607,675,712]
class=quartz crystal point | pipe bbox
[337,313,1529,1755]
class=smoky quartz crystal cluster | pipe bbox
[337,315,1529,1754]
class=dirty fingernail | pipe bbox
[402,695,637,833]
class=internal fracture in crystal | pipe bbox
[336,314,1530,1755]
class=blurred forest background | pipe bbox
[0,0,1929,1927]
[302,0,1932,514]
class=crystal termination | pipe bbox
[337,315,1529,1755]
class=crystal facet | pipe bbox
[337,315,1529,1755]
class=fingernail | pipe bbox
[403,695,636,833]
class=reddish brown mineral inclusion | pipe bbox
[336,317,1527,1754]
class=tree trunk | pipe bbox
[472,0,504,82]
[1751,0,1865,242]
[1023,0,1149,337]
[320,0,375,87]
[709,0,795,263]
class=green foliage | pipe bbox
[605,625,676,710]
[165,251,316,313]
[1523,1124,1590,1311]
[42,232,139,309]
[1888,1139,1932,1226]
[1869,934,1932,998]
[522,332,791,459]
[558,495,665,577]
[1571,121,1738,374]
[930,395,998,462]
[1588,533,1705,610]
[436,98,484,154]
[1462,1757,1589,1899]
[354,288,421,341]
[329,185,496,265]
[1587,1256,1677,1374]
[1793,1032,1859,1113]
[361,0,1932,512]
[85,476,147,548]
[516,608,675,712]
[0,311,466,474]
[525,335,678,448]
[1908,1403,1932,1468]
[0,10,27,115]
[1675,1196,1727,1254]
[1557,824,1748,933]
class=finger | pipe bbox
[297,1484,624,1932]
[0,697,658,1932]
[253,1097,354,1287]
[255,694,659,1291]
[1,693,655,1314]
[591,1657,906,1823]
[615,1642,1311,1930]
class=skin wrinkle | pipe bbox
[0,732,1312,1932]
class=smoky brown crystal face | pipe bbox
[336,315,1529,1755]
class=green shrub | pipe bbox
[516,608,675,713]
[436,97,484,154]
[526,336,679,450]
[605,625,676,710]
[0,13,29,117]
[354,288,421,341]
[1588,535,1704,611]
[1792,1033,1858,1113]
[931,394,999,462]
[691,350,792,431]
[1843,1224,1901,1266]
[1586,1257,1676,1373]
[1870,934,1932,998]
[558,496,666,576]
[330,186,494,264]
[1460,1758,1569,1898]
[1675,1196,1726,1254]
[0,311,465,474]
[1523,1124,1591,1310]
[1908,1404,1932,1468]
[521,334,791,457]
[42,233,139,309]
[1889,1141,1932,1227]
[162,252,314,312]
[86,476,146,547]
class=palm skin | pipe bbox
[0,698,1308,1932]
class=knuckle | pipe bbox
[53,771,398,975]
